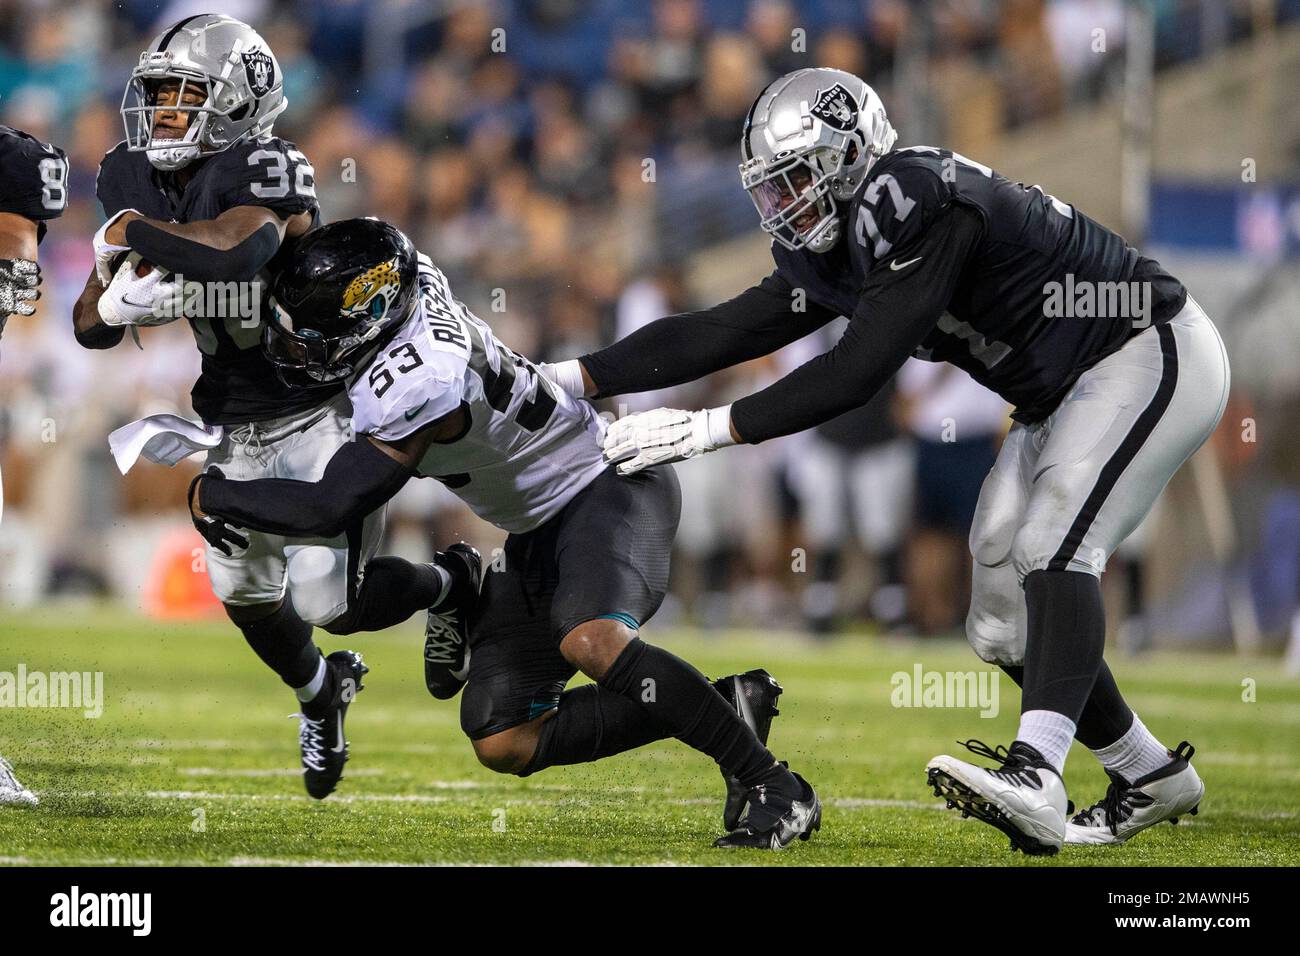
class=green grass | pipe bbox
[1,606,1297,866]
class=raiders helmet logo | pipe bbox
[809,83,858,132]
[242,50,274,98]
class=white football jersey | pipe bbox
[348,254,607,533]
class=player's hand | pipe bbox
[0,258,40,321]
[601,406,736,476]
[537,359,588,398]
[92,209,139,286]
[97,255,178,328]
[188,469,249,557]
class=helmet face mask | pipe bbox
[121,15,288,171]
[739,68,897,253]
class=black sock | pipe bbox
[599,638,790,790]
[1000,660,1134,749]
[236,602,320,688]
[1022,569,1106,724]
[520,684,671,776]
[323,556,445,635]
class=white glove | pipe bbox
[92,208,138,287]
[0,258,40,322]
[537,359,587,398]
[601,405,736,476]
[98,254,179,328]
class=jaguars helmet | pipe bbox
[740,68,897,253]
[264,218,419,388]
[121,14,287,171]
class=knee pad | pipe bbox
[966,559,1027,665]
[286,547,348,627]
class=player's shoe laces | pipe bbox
[713,768,821,850]
[424,542,483,700]
[0,755,37,807]
[712,669,783,831]
[294,650,368,800]
[927,739,1068,856]
[1066,741,1203,845]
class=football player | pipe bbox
[69,15,460,800]
[542,68,1224,854]
[0,123,68,806]
[188,218,819,849]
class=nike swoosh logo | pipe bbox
[890,256,923,271]
[331,712,345,753]
[404,400,430,421]
[121,295,155,309]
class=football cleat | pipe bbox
[424,542,483,700]
[712,669,783,831]
[927,739,1068,856]
[1066,741,1204,845]
[295,650,368,800]
[0,755,37,807]
[714,770,821,850]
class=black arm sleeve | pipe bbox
[730,205,983,444]
[579,270,835,398]
[124,218,280,282]
[199,437,412,538]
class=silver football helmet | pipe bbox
[740,68,897,253]
[121,14,288,171]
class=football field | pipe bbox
[2,607,1297,866]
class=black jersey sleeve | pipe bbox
[850,153,954,270]
[94,141,139,219]
[216,138,319,220]
[730,204,984,444]
[0,127,69,234]
[580,270,835,398]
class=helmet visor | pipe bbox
[263,298,355,388]
[743,154,836,251]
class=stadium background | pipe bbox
[1,0,1298,652]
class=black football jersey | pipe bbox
[0,125,69,243]
[772,146,1186,422]
[96,137,339,424]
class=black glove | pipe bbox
[188,467,250,557]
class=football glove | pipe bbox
[188,468,250,557]
[98,254,179,328]
[601,406,736,476]
[0,258,40,322]
[92,209,137,287]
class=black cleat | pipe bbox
[712,669,783,831]
[424,542,482,700]
[296,650,368,800]
[714,770,821,850]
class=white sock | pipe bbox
[429,564,452,608]
[294,655,327,703]
[1016,709,1076,774]
[1090,713,1170,783]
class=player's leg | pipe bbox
[551,465,817,848]
[932,300,1229,853]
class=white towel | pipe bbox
[109,414,224,474]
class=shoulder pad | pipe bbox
[0,126,69,223]
[212,137,318,218]
[851,152,951,262]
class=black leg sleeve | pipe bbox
[599,638,788,789]
[237,601,320,688]
[323,556,442,635]
[1001,660,1135,749]
[1021,569,1106,723]
[520,684,671,776]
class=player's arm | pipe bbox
[72,264,125,349]
[189,408,464,546]
[105,204,306,283]
[552,271,835,399]
[0,211,38,261]
[604,204,983,471]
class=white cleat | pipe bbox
[1066,741,1203,845]
[927,740,1068,856]
[0,755,38,807]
